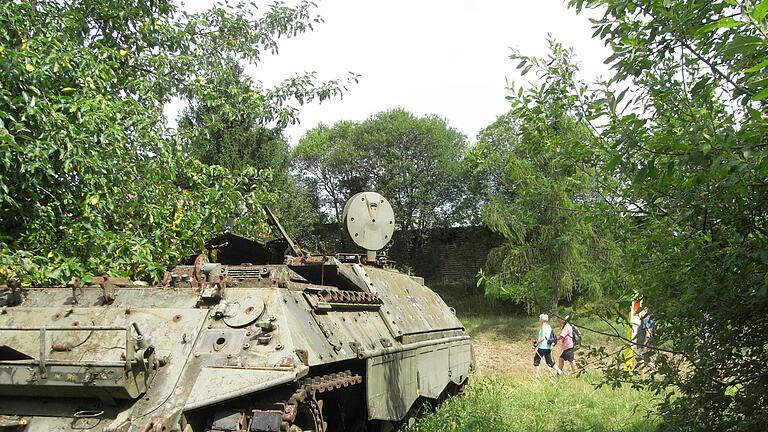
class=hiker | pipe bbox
[636,308,655,369]
[532,314,563,376]
[558,315,577,373]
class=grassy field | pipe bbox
[407,375,657,432]
[405,284,659,432]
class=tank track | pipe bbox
[299,370,363,395]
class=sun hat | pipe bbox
[539,313,549,322]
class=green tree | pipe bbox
[292,120,362,224]
[177,62,330,244]
[178,63,290,172]
[294,109,475,232]
[568,0,768,429]
[522,1,768,429]
[0,0,347,284]
[473,42,629,311]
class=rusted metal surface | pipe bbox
[0,196,473,431]
[300,370,362,395]
[317,289,381,305]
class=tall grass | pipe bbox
[408,375,657,432]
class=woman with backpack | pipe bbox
[558,315,578,374]
[532,314,563,376]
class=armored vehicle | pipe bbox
[0,192,473,432]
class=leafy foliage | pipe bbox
[293,119,360,225]
[473,41,631,311]
[177,62,332,244]
[0,0,347,284]
[476,0,768,427]
[179,63,290,173]
[293,109,476,232]
[558,1,768,429]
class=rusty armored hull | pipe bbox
[0,193,474,432]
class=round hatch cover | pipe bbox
[343,192,395,251]
[223,298,265,328]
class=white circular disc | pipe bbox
[343,192,395,251]
[223,298,265,328]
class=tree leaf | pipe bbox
[615,88,628,105]
[752,86,768,101]
[694,17,744,38]
[720,35,762,57]
[747,106,764,121]
[754,0,768,21]
[744,58,768,73]
[606,153,622,172]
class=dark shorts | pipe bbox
[560,347,575,362]
[533,348,555,367]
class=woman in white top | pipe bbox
[532,314,563,376]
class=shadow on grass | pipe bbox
[431,282,626,352]
[462,314,535,343]
[430,282,519,314]
[430,283,539,344]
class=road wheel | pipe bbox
[289,398,325,432]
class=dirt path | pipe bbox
[462,316,541,376]
[471,335,536,375]
[462,315,619,376]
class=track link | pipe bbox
[300,370,363,395]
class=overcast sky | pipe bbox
[170,0,612,144]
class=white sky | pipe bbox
[169,0,612,144]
